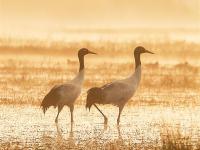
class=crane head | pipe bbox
[134,46,154,55]
[78,48,97,57]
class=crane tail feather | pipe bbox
[86,87,103,109]
[41,104,49,115]
[41,95,53,115]
[42,106,47,114]
[41,89,58,114]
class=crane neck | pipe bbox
[134,53,141,70]
[71,69,84,85]
[78,54,84,72]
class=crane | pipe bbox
[41,48,96,123]
[86,46,154,125]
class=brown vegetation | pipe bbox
[0,40,199,106]
[0,40,200,149]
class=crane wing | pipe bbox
[41,83,81,113]
[100,81,135,106]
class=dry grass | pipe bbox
[0,39,200,149]
[160,127,200,150]
[1,127,200,150]
[0,40,199,106]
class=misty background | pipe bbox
[0,0,199,42]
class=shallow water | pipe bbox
[1,105,200,148]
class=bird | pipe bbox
[41,48,96,123]
[86,46,154,125]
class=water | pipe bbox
[1,105,200,148]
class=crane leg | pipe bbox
[94,104,108,124]
[70,105,74,123]
[55,105,64,123]
[117,106,124,125]
[117,125,122,139]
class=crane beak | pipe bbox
[88,50,97,55]
[145,49,154,54]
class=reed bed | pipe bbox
[0,40,200,149]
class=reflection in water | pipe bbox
[68,123,74,146]
[117,125,122,139]
[55,123,63,140]
[55,122,75,147]
[1,105,200,148]
[116,125,125,146]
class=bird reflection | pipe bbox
[56,123,63,140]
[68,123,75,146]
[116,125,124,146]
[117,125,122,140]
[55,122,75,146]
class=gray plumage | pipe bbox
[86,46,154,124]
[41,48,96,123]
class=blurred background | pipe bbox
[0,1,200,149]
[0,0,199,42]
[0,0,199,106]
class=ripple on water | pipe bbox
[1,105,200,147]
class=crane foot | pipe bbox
[104,117,108,124]
[117,119,120,125]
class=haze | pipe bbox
[0,0,199,37]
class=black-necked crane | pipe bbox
[41,48,96,123]
[86,46,154,125]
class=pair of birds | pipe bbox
[41,46,154,125]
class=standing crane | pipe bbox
[86,46,154,125]
[41,48,96,123]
